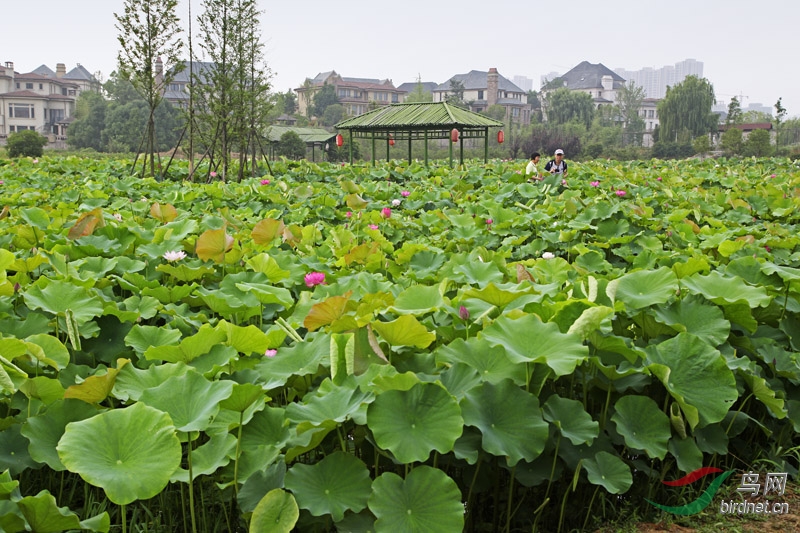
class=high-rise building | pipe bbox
[614,59,703,99]
[512,75,533,92]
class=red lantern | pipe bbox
[335,134,343,147]
[497,130,504,144]
[450,128,459,143]
[389,133,395,146]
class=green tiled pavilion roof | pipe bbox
[265,125,336,144]
[335,102,503,130]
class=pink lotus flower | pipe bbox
[304,271,326,287]
[32,159,38,164]
[392,199,401,207]
[163,250,187,262]
[542,252,555,260]
[657,177,662,181]
[765,245,772,252]
[265,349,277,358]
[260,179,270,185]
[615,190,627,197]
[590,181,600,187]
[458,305,470,320]
[210,171,217,178]
[401,190,410,197]
[771,174,776,178]
[381,207,392,218]
[346,211,352,218]
[0,180,5,185]
[562,179,567,186]
[368,224,379,230]
[113,213,123,221]
[486,218,493,225]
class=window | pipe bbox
[512,107,520,117]
[169,83,181,92]
[392,94,398,103]
[26,83,33,89]
[648,110,654,118]
[68,90,76,96]
[15,82,19,89]
[478,90,484,100]
[9,103,35,118]
[39,83,43,90]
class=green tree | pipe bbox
[546,88,595,128]
[743,129,773,157]
[6,130,47,158]
[616,81,646,145]
[742,110,772,123]
[313,84,339,118]
[726,96,742,126]
[656,76,718,143]
[327,135,361,162]
[277,130,306,159]
[68,91,108,151]
[692,134,711,156]
[283,89,297,115]
[114,0,183,177]
[774,97,786,148]
[720,127,743,155]
[405,77,432,103]
[104,100,182,153]
[483,105,507,122]
[445,79,465,105]
[195,0,273,181]
[322,103,346,127]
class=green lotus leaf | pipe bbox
[219,383,267,413]
[124,325,182,356]
[138,369,233,432]
[371,315,435,349]
[156,263,215,282]
[20,207,50,229]
[681,270,771,307]
[739,372,786,419]
[367,382,463,463]
[566,305,615,340]
[239,407,291,480]
[112,362,189,402]
[434,337,526,385]
[480,314,589,376]
[234,281,295,307]
[451,259,504,287]
[334,510,376,533]
[583,451,632,494]
[170,432,236,483]
[285,452,371,522]
[408,250,446,281]
[24,334,70,370]
[369,466,464,533]
[543,395,599,446]
[611,395,671,459]
[462,282,530,307]
[0,426,38,476]
[57,402,182,505]
[22,279,105,323]
[439,363,482,400]
[144,323,227,363]
[608,267,678,311]
[249,489,298,533]
[17,490,83,533]
[217,320,284,356]
[652,294,730,346]
[460,380,549,466]
[237,462,286,514]
[645,333,737,429]
[668,436,703,474]
[254,333,329,389]
[390,283,446,315]
[19,376,64,405]
[21,399,99,471]
[286,377,374,428]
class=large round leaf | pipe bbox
[480,315,588,376]
[21,399,99,471]
[542,395,599,446]
[645,333,737,429]
[138,369,234,432]
[56,402,181,505]
[250,489,298,533]
[459,380,549,466]
[285,452,371,521]
[610,395,671,459]
[367,382,463,463]
[369,466,464,533]
[583,451,632,494]
[609,267,678,311]
[652,295,731,346]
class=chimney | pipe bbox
[601,75,613,92]
[56,63,66,78]
[487,67,499,107]
[155,57,164,89]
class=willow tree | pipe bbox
[194,0,272,181]
[656,76,718,143]
[114,0,183,177]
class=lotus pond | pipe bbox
[0,155,799,532]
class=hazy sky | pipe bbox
[3,0,798,117]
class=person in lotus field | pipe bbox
[525,152,542,181]
[544,148,568,177]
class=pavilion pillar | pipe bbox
[348,130,353,165]
[371,132,376,167]
[484,127,489,163]
[424,130,429,167]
